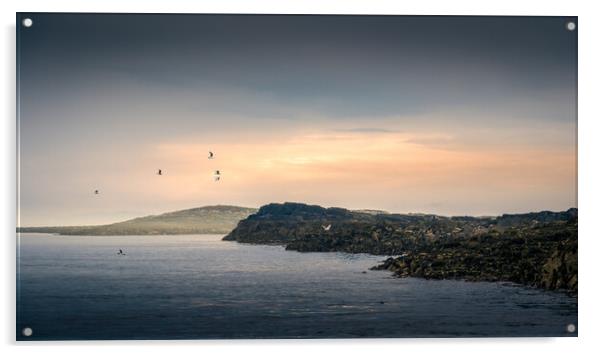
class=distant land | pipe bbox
[224,202,577,294]
[17,205,257,235]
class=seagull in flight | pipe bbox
[322,224,332,231]
[157,169,162,176]
[208,151,214,159]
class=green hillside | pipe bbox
[18,205,257,235]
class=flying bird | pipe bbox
[157,169,162,175]
[322,224,332,231]
[117,249,126,256]
[214,170,221,182]
[94,190,99,195]
[208,151,214,159]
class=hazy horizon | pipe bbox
[18,14,577,226]
[19,202,579,228]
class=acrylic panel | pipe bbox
[16,13,578,340]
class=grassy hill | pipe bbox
[18,205,257,235]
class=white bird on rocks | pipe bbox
[322,224,332,231]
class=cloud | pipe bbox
[333,127,398,133]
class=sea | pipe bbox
[16,233,577,340]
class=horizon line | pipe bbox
[16,202,578,228]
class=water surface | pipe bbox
[17,233,577,340]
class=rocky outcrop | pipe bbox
[371,221,577,294]
[223,202,358,244]
[540,237,578,292]
[224,202,489,250]
[225,202,578,293]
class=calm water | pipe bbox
[17,233,577,340]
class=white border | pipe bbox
[2,1,601,353]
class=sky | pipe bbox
[17,14,577,226]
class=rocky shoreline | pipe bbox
[370,221,577,294]
[224,202,577,294]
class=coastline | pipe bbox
[224,202,578,294]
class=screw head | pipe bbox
[566,21,576,31]
[22,327,33,336]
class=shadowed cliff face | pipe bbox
[223,202,447,248]
[224,202,577,293]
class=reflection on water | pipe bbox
[17,234,577,340]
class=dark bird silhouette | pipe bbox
[214,170,221,182]
[117,249,125,256]
[94,190,99,195]
[157,169,162,176]
[208,151,214,159]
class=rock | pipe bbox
[224,202,577,293]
